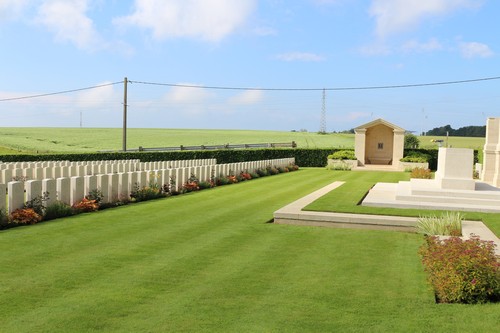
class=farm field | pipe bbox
[1,169,498,332]
[0,127,484,154]
[0,128,353,153]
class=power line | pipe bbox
[1,75,499,103]
[129,75,500,91]
[0,81,123,102]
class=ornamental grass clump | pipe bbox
[410,167,432,179]
[417,211,463,236]
[419,235,500,304]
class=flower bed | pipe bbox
[0,163,300,230]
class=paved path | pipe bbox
[274,181,500,255]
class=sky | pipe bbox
[0,0,499,133]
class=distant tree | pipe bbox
[404,133,420,148]
[426,125,485,137]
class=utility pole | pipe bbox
[80,111,82,128]
[319,88,326,134]
[123,77,128,152]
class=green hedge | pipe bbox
[0,148,479,170]
[0,149,333,167]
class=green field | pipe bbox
[1,169,498,332]
[0,127,484,154]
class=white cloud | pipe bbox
[459,41,494,58]
[228,90,263,105]
[114,0,257,42]
[369,0,482,38]
[76,82,118,108]
[401,38,443,53]
[163,84,214,116]
[0,0,30,21]
[276,52,325,62]
[36,0,103,51]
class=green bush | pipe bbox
[0,209,9,228]
[24,192,50,216]
[416,212,463,236]
[130,183,166,202]
[404,133,420,148]
[419,235,500,304]
[400,151,431,163]
[44,201,74,220]
[327,150,355,160]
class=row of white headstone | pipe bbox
[0,159,216,184]
[0,158,295,214]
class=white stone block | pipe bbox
[42,179,56,207]
[435,148,475,190]
[0,184,5,212]
[97,175,109,203]
[70,176,85,205]
[1,169,12,184]
[25,180,42,203]
[8,181,24,214]
[57,178,71,205]
[118,173,129,200]
[108,174,119,203]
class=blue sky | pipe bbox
[0,0,499,133]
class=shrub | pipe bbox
[9,208,42,225]
[130,182,166,202]
[328,150,356,160]
[24,192,49,216]
[216,176,230,186]
[85,189,104,204]
[226,175,238,183]
[256,168,268,177]
[277,166,289,173]
[419,235,500,304]
[198,181,213,190]
[44,201,73,220]
[267,166,279,175]
[410,167,432,179]
[73,198,99,213]
[0,209,10,228]
[401,151,431,163]
[240,171,252,180]
[249,172,260,179]
[404,133,420,149]
[183,181,200,192]
[416,212,463,236]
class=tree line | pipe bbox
[425,125,486,137]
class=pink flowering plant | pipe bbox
[419,235,499,304]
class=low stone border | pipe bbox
[273,181,500,255]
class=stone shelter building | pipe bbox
[354,118,405,168]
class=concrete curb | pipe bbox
[273,181,500,255]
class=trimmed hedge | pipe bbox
[0,148,479,170]
[0,149,333,167]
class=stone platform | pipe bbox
[362,179,500,213]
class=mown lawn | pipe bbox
[1,169,498,332]
[305,170,500,236]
